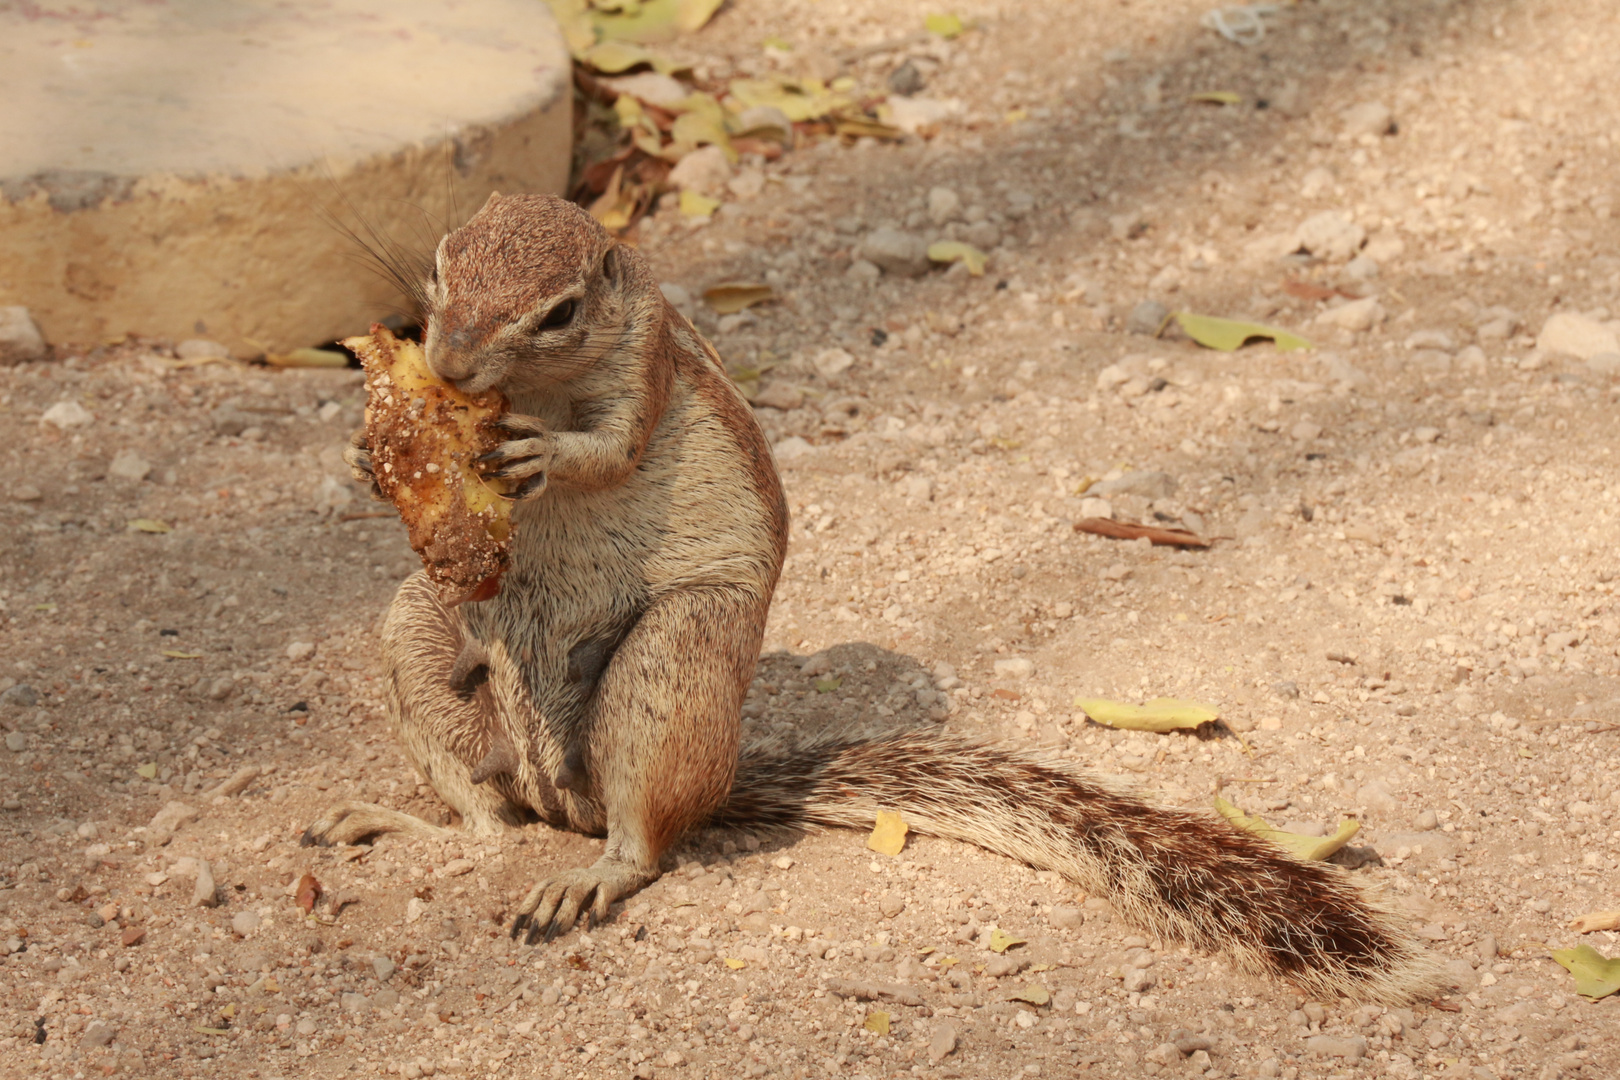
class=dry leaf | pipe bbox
[1550,944,1620,1000]
[136,762,158,780]
[1073,518,1209,548]
[814,676,843,693]
[867,810,909,856]
[727,76,850,123]
[1173,312,1312,352]
[583,0,724,45]
[1075,697,1220,733]
[193,1025,231,1035]
[703,282,774,315]
[988,928,1025,954]
[1189,91,1241,105]
[724,957,746,970]
[834,116,905,140]
[265,347,348,369]
[863,1010,890,1035]
[925,12,965,39]
[1571,910,1620,934]
[1214,797,1360,861]
[295,872,321,915]
[161,650,202,660]
[127,518,172,533]
[927,241,988,276]
[679,189,720,218]
[1282,279,1340,301]
[1009,984,1050,1005]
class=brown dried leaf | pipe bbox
[1073,518,1209,548]
[295,872,321,915]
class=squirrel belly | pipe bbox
[716,729,1443,1006]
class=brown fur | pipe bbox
[305,195,1439,1000]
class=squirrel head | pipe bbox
[423,193,640,394]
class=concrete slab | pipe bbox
[0,0,573,355]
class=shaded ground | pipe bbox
[2,0,1618,1078]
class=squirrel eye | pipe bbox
[538,299,577,330]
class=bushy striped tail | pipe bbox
[715,729,1442,1004]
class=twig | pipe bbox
[1073,518,1209,548]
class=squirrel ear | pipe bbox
[600,245,620,288]
[477,190,503,214]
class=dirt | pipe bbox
[2,0,1618,1078]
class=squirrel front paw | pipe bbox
[480,414,555,500]
[342,429,386,501]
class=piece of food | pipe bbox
[347,325,512,602]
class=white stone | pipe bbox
[602,72,689,110]
[667,145,732,196]
[1537,312,1620,360]
[927,186,962,225]
[813,347,855,383]
[1339,101,1392,137]
[1295,211,1366,262]
[993,657,1034,680]
[1316,296,1384,332]
[751,382,803,411]
[772,436,814,461]
[285,641,316,662]
[855,228,931,277]
[1299,167,1335,198]
[884,96,960,135]
[0,306,47,365]
[108,450,152,482]
[1078,496,1113,519]
[41,400,94,429]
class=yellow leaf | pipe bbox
[814,676,843,694]
[1173,312,1313,352]
[679,190,720,218]
[1214,797,1360,861]
[937,955,959,967]
[193,1025,230,1035]
[1517,746,1535,758]
[586,0,723,45]
[925,12,965,38]
[723,957,746,970]
[579,40,656,73]
[1550,944,1620,1000]
[265,347,348,369]
[1004,108,1028,124]
[670,109,735,161]
[702,282,774,315]
[727,76,850,123]
[1075,697,1220,733]
[1189,91,1242,105]
[927,241,988,276]
[833,116,905,140]
[136,763,158,780]
[220,1003,236,1020]
[128,518,172,534]
[988,928,1025,954]
[863,1010,890,1035]
[162,650,203,660]
[867,809,909,856]
[263,976,280,993]
[762,35,793,52]
[33,603,56,613]
[1009,984,1050,1006]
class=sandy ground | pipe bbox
[2,0,1619,1078]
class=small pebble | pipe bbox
[231,910,261,936]
[1306,1034,1367,1060]
[1126,299,1169,335]
[285,641,316,662]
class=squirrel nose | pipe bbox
[426,326,480,382]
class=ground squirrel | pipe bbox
[303,193,1440,1004]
